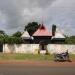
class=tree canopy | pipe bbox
[0,30,5,35]
[12,31,22,37]
[24,22,39,36]
[65,36,75,44]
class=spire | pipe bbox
[33,24,52,36]
[39,16,45,29]
[39,23,45,30]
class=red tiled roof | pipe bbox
[33,24,52,36]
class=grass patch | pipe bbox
[0,53,74,61]
[70,54,75,60]
[0,53,54,61]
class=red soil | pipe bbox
[0,60,75,67]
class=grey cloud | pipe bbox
[44,0,75,35]
[0,0,75,36]
[0,0,56,34]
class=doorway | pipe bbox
[39,41,47,54]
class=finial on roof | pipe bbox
[39,24,45,29]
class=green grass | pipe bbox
[0,53,75,61]
[0,53,54,61]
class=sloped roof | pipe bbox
[33,24,52,36]
[21,31,30,38]
[52,28,65,39]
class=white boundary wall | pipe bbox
[47,44,75,54]
[3,44,39,54]
[3,44,75,54]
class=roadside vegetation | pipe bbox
[0,53,53,61]
[0,53,74,61]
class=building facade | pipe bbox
[0,24,67,54]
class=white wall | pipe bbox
[47,44,75,54]
[3,44,39,54]
[3,44,75,54]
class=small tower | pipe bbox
[21,31,33,43]
[52,27,65,44]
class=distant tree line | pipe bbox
[65,36,75,44]
[0,22,39,44]
[0,31,23,44]
[0,22,75,44]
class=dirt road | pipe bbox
[0,63,75,75]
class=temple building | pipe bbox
[2,24,68,54]
[33,24,52,44]
[21,24,65,45]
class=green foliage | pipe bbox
[0,30,23,44]
[0,30,5,35]
[9,37,22,44]
[0,53,75,61]
[0,30,6,44]
[25,22,39,36]
[65,36,75,44]
[0,31,23,44]
[4,36,23,44]
[0,35,4,44]
[13,37,23,44]
[12,31,22,37]
[0,53,54,61]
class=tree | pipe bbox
[12,31,22,37]
[4,36,23,44]
[65,36,75,44]
[24,22,39,36]
[0,30,5,35]
[0,35,4,44]
[0,30,6,44]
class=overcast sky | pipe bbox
[0,0,75,36]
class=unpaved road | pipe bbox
[0,60,75,75]
[0,64,75,75]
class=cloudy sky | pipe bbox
[0,0,75,36]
